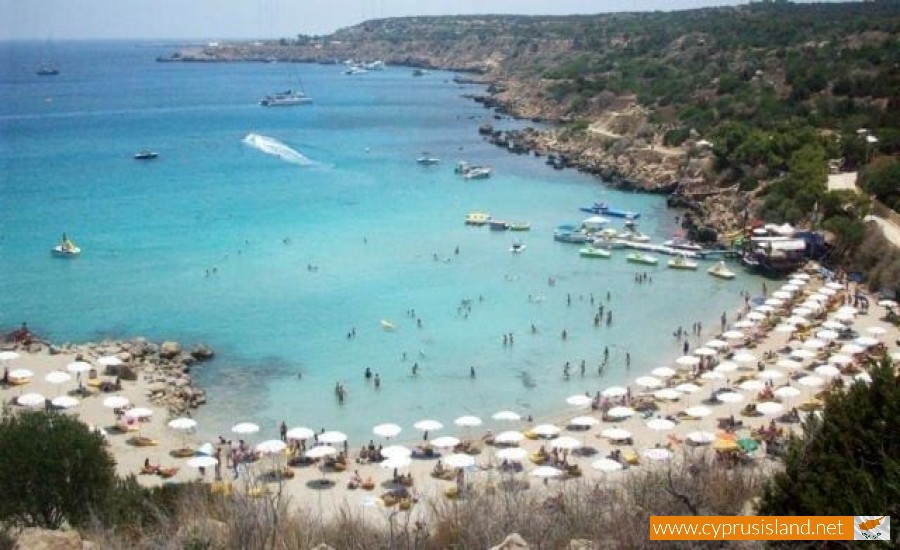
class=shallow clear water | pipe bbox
[0,42,765,443]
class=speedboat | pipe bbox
[52,234,80,257]
[465,212,491,226]
[508,223,531,231]
[463,166,492,180]
[134,149,158,160]
[664,239,705,253]
[260,89,312,106]
[626,252,658,265]
[417,154,440,166]
[554,231,588,244]
[489,220,509,231]
[36,65,59,76]
[580,247,611,259]
[667,255,698,270]
[708,261,736,279]
[510,241,526,254]
[582,202,640,219]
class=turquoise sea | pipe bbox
[0,42,765,443]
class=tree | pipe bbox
[860,156,900,212]
[758,358,900,518]
[0,410,117,529]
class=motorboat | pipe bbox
[626,252,658,265]
[51,234,80,257]
[465,212,491,226]
[620,230,651,243]
[708,261,736,280]
[510,241,526,254]
[134,149,158,160]
[489,220,509,231]
[581,202,640,219]
[664,239,705,253]
[554,231,588,244]
[508,223,531,231]
[417,153,440,165]
[381,320,396,331]
[260,89,312,106]
[345,66,368,75]
[36,64,59,76]
[463,166,492,180]
[412,68,428,77]
[580,247,611,259]
[363,60,385,71]
[667,254,698,270]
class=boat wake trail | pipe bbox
[242,133,315,166]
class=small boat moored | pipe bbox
[510,241,526,254]
[580,247,611,259]
[381,320,396,331]
[708,261,736,280]
[51,233,81,257]
[134,149,158,160]
[508,223,531,232]
[667,254,698,270]
[626,252,658,265]
[465,212,491,226]
[417,153,440,166]
[489,220,509,231]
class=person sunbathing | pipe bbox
[432,460,445,477]
[347,470,363,489]
[141,458,160,474]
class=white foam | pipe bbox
[242,133,314,166]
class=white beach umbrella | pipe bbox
[755,305,775,313]
[187,456,218,469]
[825,281,844,291]
[684,406,711,418]
[818,287,837,296]
[9,368,34,380]
[569,416,599,428]
[892,351,900,363]
[413,419,443,432]
[693,347,717,357]
[733,320,757,329]
[792,272,811,280]
[44,371,71,385]
[654,388,681,401]
[758,370,784,381]
[746,311,767,321]
[675,383,701,394]
[601,386,628,398]
[305,445,337,459]
[792,307,813,317]
[454,415,483,427]
[606,406,635,419]
[714,361,739,373]
[786,316,811,326]
[565,395,592,408]
[855,336,879,348]
[717,392,744,404]
[866,326,887,336]
[757,402,784,416]
[256,439,287,455]
[167,417,198,431]
[733,351,758,365]
[373,423,402,439]
[0,351,21,362]
[705,339,729,350]
[828,354,853,366]
[51,395,79,409]
[97,356,123,367]
[722,330,745,340]
[877,299,897,308]
[551,436,582,450]
[773,324,796,334]
[651,366,677,379]
[601,428,632,441]
[790,349,816,360]
[532,424,561,437]
[738,380,765,392]
[774,386,801,400]
[66,361,92,374]
[381,455,412,471]
[286,427,315,440]
[834,311,856,322]
[231,422,260,435]
[798,375,825,388]
[854,372,873,384]
[814,365,842,378]
[700,371,725,382]
[102,395,130,409]
[17,393,46,407]
[675,355,701,368]
[444,453,476,469]
[836,306,858,315]
[821,320,845,330]
[319,431,348,444]
[430,436,461,449]
[686,431,715,445]
[646,418,675,432]
[802,339,827,350]
[635,376,663,389]
[492,410,521,422]
[643,448,672,461]
[496,447,528,461]
[786,280,805,288]
[529,466,563,479]
[592,458,624,472]
[764,298,784,307]
[125,407,153,420]
[840,343,866,355]
[196,443,215,456]
[776,358,804,370]
[772,291,792,300]
[380,445,413,458]
[495,431,525,444]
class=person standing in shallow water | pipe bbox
[374,374,380,389]
[470,366,476,378]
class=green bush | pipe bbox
[0,410,116,529]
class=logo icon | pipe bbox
[854,516,890,541]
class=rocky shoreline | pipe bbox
[5,335,214,415]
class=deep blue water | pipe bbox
[0,41,764,443]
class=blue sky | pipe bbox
[1,1,791,40]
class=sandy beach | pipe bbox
[2,267,898,521]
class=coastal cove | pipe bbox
[0,41,768,445]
